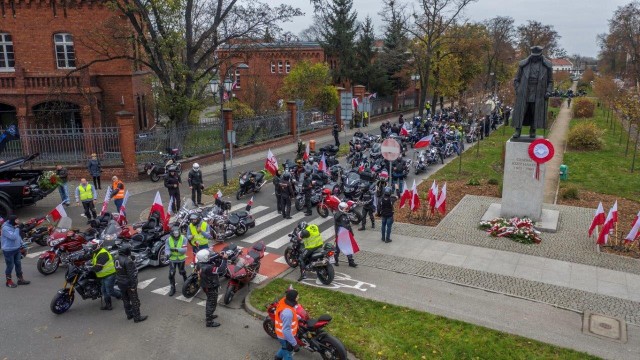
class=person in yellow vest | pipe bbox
[295,221,324,282]
[363,111,369,127]
[75,178,98,222]
[274,288,300,359]
[165,227,188,296]
[187,213,212,255]
[82,239,121,310]
[110,176,126,215]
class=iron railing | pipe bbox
[233,112,290,147]
[298,109,332,133]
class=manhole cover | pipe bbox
[582,312,627,343]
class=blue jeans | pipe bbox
[391,175,404,193]
[58,183,70,204]
[3,249,22,277]
[100,274,121,302]
[381,216,394,240]
[114,198,124,215]
[276,339,294,360]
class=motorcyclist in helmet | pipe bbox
[295,221,324,281]
[279,172,295,219]
[333,202,357,267]
[197,249,228,328]
[295,159,305,178]
[164,166,181,213]
[358,189,375,231]
[80,239,122,310]
[165,227,187,296]
[187,213,211,255]
[115,244,147,322]
[188,162,204,205]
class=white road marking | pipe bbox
[251,273,269,284]
[255,210,283,226]
[320,228,336,242]
[137,278,156,289]
[274,256,287,264]
[26,250,47,259]
[266,216,333,249]
[151,285,172,296]
[241,212,305,244]
[197,300,206,307]
[176,294,196,303]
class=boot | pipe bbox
[529,126,536,138]
[5,276,17,288]
[513,128,521,138]
[297,270,307,282]
[101,298,113,311]
[169,284,176,297]
[348,257,358,268]
[125,307,134,320]
[17,275,30,285]
[357,225,365,231]
[371,221,375,229]
[134,315,148,323]
[333,253,339,266]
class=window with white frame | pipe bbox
[234,69,241,88]
[270,61,275,73]
[285,60,291,73]
[54,33,76,69]
[0,33,15,71]
[278,60,283,73]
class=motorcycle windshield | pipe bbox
[346,173,359,185]
[182,198,197,211]
[54,217,73,233]
[101,220,121,244]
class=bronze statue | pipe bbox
[511,46,553,139]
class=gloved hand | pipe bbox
[293,345,300,352]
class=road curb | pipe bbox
[242,267,297,320]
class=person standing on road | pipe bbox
[332,122,340,147]
[197,249,228,328]
[302,171,313,216]
[187,214,211,255]
[166,227,187,297]
[391,156,406,195]
[333,202,357,267]
[358,189,375,231]
[87,153,102,190]
[279,172,294,219]
[2,215,30,288]
[56,164,70,206]
[75,178,97,223]
[188,163,204,205]
[164,167,181,214]
[275,288,301,360]
[114,244,147,323]
[273,170,283,214]
[379,187,397,243]
[110,176,126,214]
[83,239,121,310]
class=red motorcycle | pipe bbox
[37,217,91,275]
[316,189,363,225]
[222,241,265,304]
[263,288,348,360]
[21,216,53,246]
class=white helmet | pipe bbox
[193,163,200,171]
[196,249,210,263]
[338,202,349,213]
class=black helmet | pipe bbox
[118,244,132,256]
[384,186,392,196]
[188,213,200,223]
[282,172,291,180]
[297,221,307,231]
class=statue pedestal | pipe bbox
[501,139,545,221]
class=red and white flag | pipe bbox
[214,189,223,199]
[150,191,169,231]
[428,180,438,212]
[265,149,278,176]
[100,187,112,216]
[318,153,329,174]
[303,142,309,161]
[612,200,618,223]
[168,196,175,216]
[246,196,254,212]
[588,202,605,237]
[399,181,411,208]
[118,190,130,220]
[410,179,420,212]
[336,227,360,255]
[597,204,616,245]
[400,123,409,136]
[435,182,447,215]
[414,135,433,149]
[352,97,359,111]
[624,210,640,243]
[368,92,377,99]
[223,91,229,101]
[48,202,68,222]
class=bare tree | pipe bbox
[603,2,640,90]
[516,20,562,57]
[484,16,516,92]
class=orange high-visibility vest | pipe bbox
[112,181,125,199]
[274,298,298,339]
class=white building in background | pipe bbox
[551,58,574,73]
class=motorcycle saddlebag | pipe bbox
[359,170,375,182]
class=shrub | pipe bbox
[567,122,604,150]
[467,178,480,186]
[561,186,580,200]
[572,98,595,118]
[549,97,563,108]
[488,178,499,185]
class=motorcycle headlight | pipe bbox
[239,178,245,185]
[49,239,63,247]
[104,234,117,241]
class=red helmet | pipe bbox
[322,188,331,196]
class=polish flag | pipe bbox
[410,180,420,212]
[597,205,616,245]
[336,227,360,255]
[168,196,175,216]
[303,142,309,161]
[612,200,618,223]
[48,203,68,222]
[588,202,605,237]
[150,191,169,231]
[368,93,377,99]
[118,190,130,220]
[428,180,438,212]
[624,211,640,243]
[318,153,329,174]
[100,187,112,216]
[414,135,433,149]
[400,124,409,136]
[435,182,447,215]
[352,97,359,110]
[399,181,411,208]
[246,196,254,212]
[265,149,278,176]
[214,189,223,199]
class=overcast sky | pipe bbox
[277,0,629,57]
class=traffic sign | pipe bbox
[381,138,401,161]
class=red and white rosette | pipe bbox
[528,139,555,180]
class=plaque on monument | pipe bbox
[500,139,546,221]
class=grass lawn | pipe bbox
[562,109,640,200]
[250,279,599,360]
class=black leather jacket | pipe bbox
[164,174,180,190]
[115,254,138,289]
[334,212,352,234]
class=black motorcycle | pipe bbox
[181,243,243,298]
[295,187,323,212]
[109,217,170,270]
[50,252,101,314]
[341,171,361,200]
[283,228,336,285]
[143,148,181,182]
[237,170,267,200]
[204,207,255,241]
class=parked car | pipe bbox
[0,153,53,218]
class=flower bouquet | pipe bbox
[479,217,542,244]
[38,171,60,194]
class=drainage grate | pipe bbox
[582,312,627,343]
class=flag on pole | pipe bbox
[100,187,112,216]
[265,149,278,176]
[624,210,640,243]
[118,190,130,220]
[399,181,411,208]
[336,227,360,255]
[435,182,447,215]
[150,191,168,231]
[410,179,420,212]
[414,135,433,149]
[372,193,378,212]
[368,93,377,99]
[246,196,254,212]
[303,142,309,161]
[400,123,409,136]
[318,153,328,174]
[214,189,223,199]
[588,202,605,237]
[612,200,618,223]
[428,180,438,213]
[352,97,359,111]
[597,205,616,245]
[48,202,68,222]
[168,195,175,216]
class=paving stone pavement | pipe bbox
[391,195,640,275]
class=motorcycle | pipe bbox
[37,217,92,275]
[117,214,170,270]
[236,170,267,200]
[173,199,202,233]
[283,228,336,285]
[181,243,243,298]
[414,150,427,175]
[316,189,362,224]
[204,206,255,241]
[341,171,361,200]
[263,289,348,360]
[143,148,182,182]
[50,251,102,314]
[223,241,266,304]
[20,216,52,246]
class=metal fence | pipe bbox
[298,109,332,133]
[0,126,121,166]
[370,95,395,116]
[233,112,290,147]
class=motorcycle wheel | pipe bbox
[50,290,75,315]
[37,256,60,275]
[150,172,160,182]
[319,334,348,360]
[157,244,170,267]
[295,198,304,211]
[223,286,235,305]
[181,275,200,298]
[35,233,50,247]
[263,317,277,339]
[234,223,248,237]
[284,246,299,268]
[349,209,363,225]
[316,264,335,285]
[317,205,329,218]
[236,189,243,200]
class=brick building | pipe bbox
[0,0,153,132]
[217,42,324,109]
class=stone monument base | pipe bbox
[481,203,560,233]
[501,138,546,221]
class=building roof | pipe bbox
[551,58,573,67]
[221,41,323,51]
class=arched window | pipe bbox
[32,101,81,130]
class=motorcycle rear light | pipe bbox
[327,251,334,257]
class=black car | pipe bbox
[0,153,52,217]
